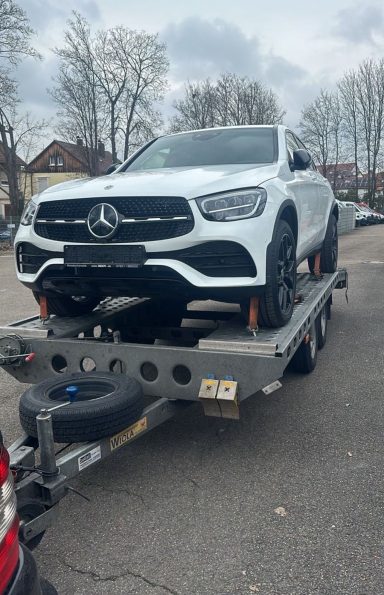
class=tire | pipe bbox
[19,372,144,443]
[308,213,338,274]
[291,322,318,373]
[33,292,100,317]
[316,301,330,350]
[259,220,297,328]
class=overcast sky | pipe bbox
[15,0,384,156]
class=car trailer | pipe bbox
[0,268,347,549]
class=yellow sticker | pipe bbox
[110,417,147,451]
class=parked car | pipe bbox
[0,432,57,595]
[15,125,338,328]
[0,229,12,241]
[342,202,372,225]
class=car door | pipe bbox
[294,133,333,246]
[284,131,319,259]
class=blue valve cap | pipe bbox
[66,385,79,402]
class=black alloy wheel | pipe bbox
[259,220,297,328]
[308,213,338,274]
[277,232,296,317]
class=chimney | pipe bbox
[98,140,105,158]
[76,137,83,147]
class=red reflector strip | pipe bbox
[0,515,19,594]
[0,447,10,485]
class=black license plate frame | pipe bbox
[64,245,147,268]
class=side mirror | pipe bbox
[105,163,119,175]
[291,149,311,171]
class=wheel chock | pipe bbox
[313,252,322,279]
[198,376,239,419]
[247,296,259,335]
[39,295,50,322]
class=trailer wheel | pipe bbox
[291,322,318,373]
[316,302,329,350]
[19,372,144,443]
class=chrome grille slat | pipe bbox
[34,196,195,243]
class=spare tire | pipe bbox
[19,372,144,443]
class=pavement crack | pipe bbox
[80,479,147,506]
[46,554,179,594]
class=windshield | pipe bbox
[124,128,276,171]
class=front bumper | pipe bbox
[15,200,278,298]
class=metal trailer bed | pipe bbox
[0,268,347,548]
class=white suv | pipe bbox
[15,125,338,327]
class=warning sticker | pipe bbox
[78,445,101,471]
[110,417,147,451]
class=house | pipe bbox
[318,162,368,197]
[24,139,114,200]
[0,142,26,219]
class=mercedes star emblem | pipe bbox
[87,203,119,239]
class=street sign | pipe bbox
[7,224,15,229]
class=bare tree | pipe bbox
[299,90,344,182]
[215,74,285,126]
[170,74,284,132]
[116,30,168,160]
[0,0,41,215]
[51,15,168,166]
[51,12,103,176]
[170,80,216,132]
[338,70,361,199]
[354,60,384,205]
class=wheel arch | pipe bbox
[332,201,339,221]
[276,200,298,244]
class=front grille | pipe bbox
[151,242,256,277]
[17,243,63,274]
[34,196,194,243]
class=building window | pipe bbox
[37,177,49,192]
[49,156,55,166]
[57,155,64,166]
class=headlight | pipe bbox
[196,188,267,222]
[20,200,38,226]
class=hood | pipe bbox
[33,163,280,204]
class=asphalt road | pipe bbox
[1,226,383,595]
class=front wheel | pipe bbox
[33,293,100,317]
[259,220,297,328]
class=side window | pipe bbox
[285,131,300,164]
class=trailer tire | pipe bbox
[316,302,329,350]
[19,372,144,443]
[291,322,318,373]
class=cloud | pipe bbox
[333,4,384,44]
[162,17,307,87]
[163,17,263,81]
[162,16,312,127]
[19,0,101,31]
